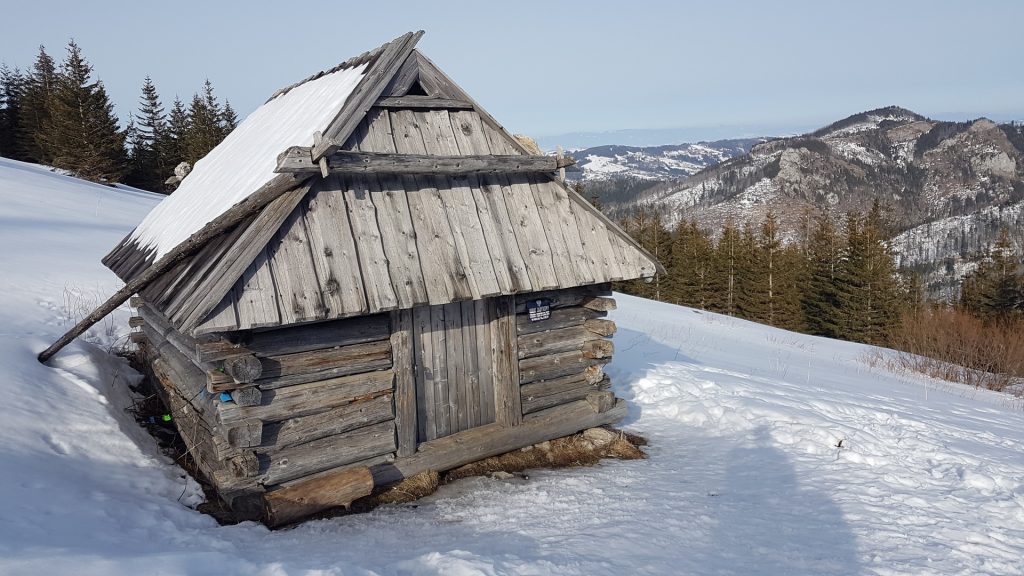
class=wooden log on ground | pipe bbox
[194,314,390,362]
[224,354,263,383]
[256,340,392,389]
[371,398,628,487]
[260,394,394,450]
[522,376,612,414]
[260,420,397,485]
[517,325,602,359]
[584,318,616,337]
[217,369,395,425]
[516,306,606,335]
[512,284,611,314]
[263,466,375,528]
[518,350,610,385]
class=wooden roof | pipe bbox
[104,32,662,335]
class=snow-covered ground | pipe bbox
[2,157,1024,575]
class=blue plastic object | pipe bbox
[219,392,232,402]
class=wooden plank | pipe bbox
[196,314,389,363]
[179,186,311,332]
[460,300,481,428]
[477,174,531,292]
[519,351,610,385]
[517,325,603,359]
[196,289,239,333]
[375,96,473,109]
[516,306,607,335]
[313,31,424,161]
[264,465,375,528]
[368,174,429,308]
[430,304,451,438]
[341,175,399,313]
[475,298,496,425]
[571,201,624,282]
[217,370,394,425]
[522,376,612,414]
[303,180,369,318]
[390,309,417,457]
[535,178,594,285]
[497,173,560,290]
[492,297,523,426]
[161,222,245,321]
[277,148,570,175]
[443,302,468,434]
[266,204,327,325]
[528,177,581,287]
[371,398,628,487]
[412,306,436,442]
[261,394,394,449]
[257,340,392,389]
[261,420,396,485]
[379,50,423,98]
[234,248,282,329]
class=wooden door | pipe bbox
[411,299,499,442]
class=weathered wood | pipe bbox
[411,306,436,442]
[195,314,390,362]
[130,296,143,308]
[150,358,227,474]
[517,325,603,359]
[263,465,375,528]
[519,350,610,385]
[571,200,624,282]
[235,248,282,329]
[231,387,263,407]
[217,369,394,424]
[229,452,259,478]
[475,298,496,425]
[128,316,144,328]
[223,354,262,383]
[390,309,417,457]
[461,300,482,430]
[581,296,617,312]
[443,302,468,433]
[313,31,424,161]
[498,173,560,290]
[227,420,264,448]
[582,339,614,359]
[266,203,328,325]
[256,340,392,389]
[278,148,574,175]
[512,284,611,314]
[516,306,607,335]
[429,303,452,438]
[41,171,306,363]
[261,420,396,485]
[129,331,147,344]
[529,178,581,287]
[371,398,627,487]
[374,96,473,109]
[368,174,430,308]
[587,391,616,413]
[584,318,617,337]
[302,180,369,318]
[521,368,605,397]
[342,175,400,313]
[492,297,523,426]
[261,393,394,449]
[522,376,612,414]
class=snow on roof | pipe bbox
[129,62,369,258]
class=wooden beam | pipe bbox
[390,310,417,458]
[374,96,473,109]
[312,31,424,162]
[277,148,575,175]
[264,465,375,527]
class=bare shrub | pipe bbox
[888,307,1024,393]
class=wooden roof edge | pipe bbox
[555,176,667,277]
[264,34,391,104]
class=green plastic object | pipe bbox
[161,414,172,422]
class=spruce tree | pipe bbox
[710,220,743,316]
[668,220,714,308]
[804,210,843,337]
[961,229,1023,319]
[17,46,57,163]
[125,76,169,191]
[221,100,238,133]
[165,96,189,171]
[184,79,226,164]
[0,65,26,160]
[42,40,126,182]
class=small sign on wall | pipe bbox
[527,298,551,322]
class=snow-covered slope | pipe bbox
[2,157,1024,575]
[566,139,761,182]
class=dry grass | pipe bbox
[888,307,1024,393]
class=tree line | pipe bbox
[616,202,915,347]
[0,41,237,191]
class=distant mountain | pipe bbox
[565,139,763,182]
[622,106,1024,297]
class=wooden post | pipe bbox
[556,145,565,183]
[390,309,417,457]
[492,297,523,426]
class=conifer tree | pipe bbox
[668,220,714,308]
[0,65,26,159]
[184,79,226,164]
[710,220,743,316]
[125,76,169,191]
[17,46,57,163]
[834,203,902,344]
[42,40,126,182]
[221,100,238,133]
[961,229,1023,319]
[165,96,189,171]
[804,210,843,337]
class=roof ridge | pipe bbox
[265,43,388,104]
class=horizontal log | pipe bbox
[582,339,614,359]
[522,376,612,414]
[517,325,602,359]
[584,318,617,337]
[263,465,375,528]
[195,314,390,363]
[520,366,605,398]
[226,420,264,448]
[276,148,576,176]
[587,391,616,413]
[513,284,611,314]
[217,369,394,424]
[371,398,628,487]
[224,354,263,383]
[150,358,227,475]
[519,350,610,384]
[260,394,394,450]
[260,420,397,485]
[257,340,392,389]
[581,296,617,312]
[374,96,473,109]
[516,306,606,335]
[229,452,259,478]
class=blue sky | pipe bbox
[2,0,1021,147]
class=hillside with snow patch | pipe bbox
[1,157,1023,575]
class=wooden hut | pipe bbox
[103,31,662,525]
